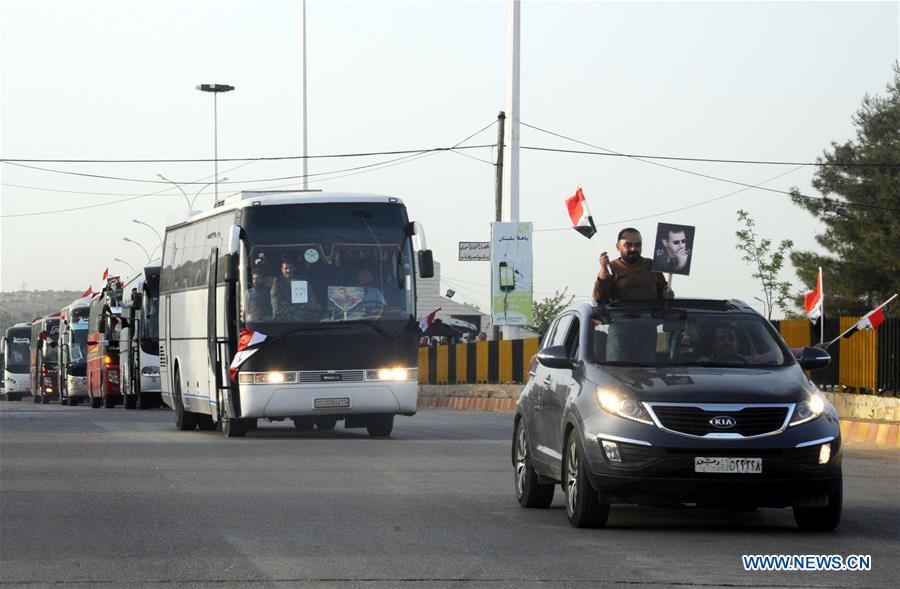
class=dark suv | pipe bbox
[513,299,841,530]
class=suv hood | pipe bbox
[588,364,814,404]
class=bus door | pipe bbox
[207,249,220,412]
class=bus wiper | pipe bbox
[264,320,399,343]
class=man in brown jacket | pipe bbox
[593,227,673,303]
[592,227,673,363]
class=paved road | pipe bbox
[1,401,898,588]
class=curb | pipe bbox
[419,396,900,449]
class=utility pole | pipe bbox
[492,111,506,342]
[502,0,521,341]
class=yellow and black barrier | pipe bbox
[777,317,897,393]
[418,338,540,385]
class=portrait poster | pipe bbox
[651,223,696,275]
[490,222,533,326]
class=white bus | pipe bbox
[121,263,162,409]
[2,323,33,401]
[58,297,92,405]
[159,191,434,437]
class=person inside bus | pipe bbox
[271,260,322,322]
[245,269,272,321]
[358,268,386,306]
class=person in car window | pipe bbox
[271,260,322,322]
[593,227,674,304]
[698,325,745,363]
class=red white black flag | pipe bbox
[565,187,596,239]
[102,267,109,281]
[229,329,268,382]
[81,286,93,298]
[804,267,823,322]
[830,293,896,345]
[418,308,441,333]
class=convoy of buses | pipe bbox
[2,191,434,438]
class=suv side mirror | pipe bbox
[797,346,830,371]
[536,345,575,369]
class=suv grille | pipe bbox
[651,405,789,437]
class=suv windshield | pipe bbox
[590,309,790,368]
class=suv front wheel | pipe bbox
[564,433,609,528]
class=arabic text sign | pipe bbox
[490,222,533,326]
[459,241,490,261]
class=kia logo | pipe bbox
[709,416,736,429]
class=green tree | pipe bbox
[735,210,795,320]
[530,288,575,338]
[790,63,900,315]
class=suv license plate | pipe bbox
[314,397,350,409]
[694,457,762,474]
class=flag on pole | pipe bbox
[804,267,823,321]
[565,187,596,239]
[826,293,897,347]
[843,307,887,338]
[81,286,93,298]
[418,308,441,333]
[102,267,109,281]
[228,329,268,382]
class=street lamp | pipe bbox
[132,219,162,245]
[157,173,190,209]
[196,83,235,203]
[190,177,228,210]
[123,237,151,263]
[113,258,136,274]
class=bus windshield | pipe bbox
[142,293,160,340]
[241,203,414,327]
[5,331,31,369]
[70,327,88,364]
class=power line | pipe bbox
[520,121,900,214]
[519,123,899,168]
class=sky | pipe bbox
[1,0,897,319]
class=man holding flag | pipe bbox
[804,267,824,344]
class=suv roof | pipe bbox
[595,298,757,313]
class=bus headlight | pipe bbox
[367,368,413,381]
[238,372,297,385]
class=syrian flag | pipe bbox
[82,286,93,298]
[228,329,268,382]
[102,267,109,281]
[418,308,441,333]
[804,267,823,322]
[826,293,897,347]
[565,187,596,239]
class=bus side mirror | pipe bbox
[223,253,238,283]
[418,250,434,278]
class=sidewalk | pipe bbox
[418,385,900,449]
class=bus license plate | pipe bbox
[314,397,350,409]
[694,457,762,474]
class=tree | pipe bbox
[530,288,575,338]
[789,63,900,315]
[735,210,795,320]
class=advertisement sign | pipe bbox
[491,222,533,326]
[459,242,491,261]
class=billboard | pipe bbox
[491,222,533,326]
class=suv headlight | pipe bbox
[596,388,653,425]
[789,394,826,426]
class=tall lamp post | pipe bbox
[123,237,151,263]
[113,258,136,274]
[132,219,162,246]
[196,83,235,203]
[190,177,228,210]
[157,173,190,209]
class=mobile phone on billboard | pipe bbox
[499,262,515,292]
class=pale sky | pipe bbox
[1,0,897,319]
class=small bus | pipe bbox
[121,263,162,409]
[2,323,33,401]
[58,297,92,405]
[86,278,124,408]
[30,313,61,403]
